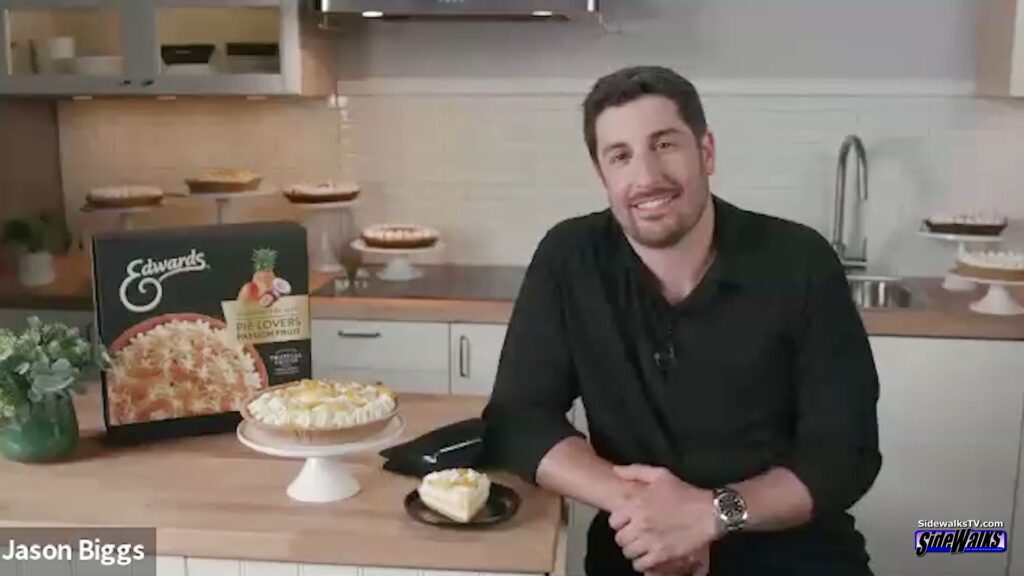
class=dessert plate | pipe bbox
[404,483,520,529]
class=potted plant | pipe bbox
[2,212,71,287]
[0,317,109,463]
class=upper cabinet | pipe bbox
[978,0,1024,96]
[0,0,335,97]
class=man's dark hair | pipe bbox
[583,66,708,164]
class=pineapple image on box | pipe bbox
[237,248,291,306]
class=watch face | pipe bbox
[716,489,747,525]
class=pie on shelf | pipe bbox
[86,185,164,209]
[924,212,1008,236]
[186,169,262,194]
[417,468,492,523]
[284,181,360,204]
[361,223,440,249]
[954,250,1024,282]
[241,378,398,444]
[106,313,268,426]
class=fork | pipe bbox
[422,438,483,464]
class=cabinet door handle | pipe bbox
[142,80,155,86]
[459,335,470,378]
[337,330,381,339]
[120,79,132,86]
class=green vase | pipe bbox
[0,391,79,463]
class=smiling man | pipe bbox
[482,66,882,576]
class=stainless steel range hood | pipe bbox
[311,0,600,21]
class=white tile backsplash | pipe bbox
[58,91,1024,275]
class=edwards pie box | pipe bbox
[92,222,311,443]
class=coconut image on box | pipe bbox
[91,222,311,443]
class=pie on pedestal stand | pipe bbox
[951,250,1024,316]
[237,379,405,502]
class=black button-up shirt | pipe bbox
[482,195,882,572]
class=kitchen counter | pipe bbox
[0,389,563,574]
[3,251,1024,339]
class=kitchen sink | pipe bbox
[848,275,914,309]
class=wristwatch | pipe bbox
[712,486,749,533]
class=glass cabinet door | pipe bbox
[0,0,136,94]
[145,0,299,95]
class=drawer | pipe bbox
[311,320,449,372]
[312,366,449,395]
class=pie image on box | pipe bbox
[240,379,398,445]
[107,312,269,425]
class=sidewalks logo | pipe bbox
[915,528,1008,556]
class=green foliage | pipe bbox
[2,213,71,254]
[252,247,278,272]
[0,317,110,428]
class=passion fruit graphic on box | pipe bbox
[223,248,309,348]
[237,248,292,308]
[106,312,269,426]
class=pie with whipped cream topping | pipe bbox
[361,224,439,249]
[284,181,360,204]
[242,378,398,444]
[106,313,268,425]
[954,250,1024,282]
[87,185,164,208]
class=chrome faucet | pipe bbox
[832,134,868,271]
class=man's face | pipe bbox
[594,94,715,249]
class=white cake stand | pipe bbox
[80,204,157,231]
[917,230,1004,291]
[292,199,360,273]
[947,273,1024,316]
[174,189,278,224]
[351,238,444,281]
[237,415,405,503]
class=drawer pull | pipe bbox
[459,335,470,378]
[337,330,381,339]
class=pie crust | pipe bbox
[361,224,439,249]
[186,169,262,194]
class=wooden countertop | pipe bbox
[3,252,1024,340]
[0,389,562,573]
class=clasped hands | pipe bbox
[608,465,722,576]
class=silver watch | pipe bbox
[712,486,748,533]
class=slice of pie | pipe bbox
[106,313,268,425]
[242,379,398,444]
[417,468,491,523]
[186,169,263,194]
[284,181,361,204]
[87,185,164,209]
[361,224,439,249]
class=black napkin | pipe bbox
[380,417,488,477]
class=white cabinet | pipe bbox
[0,0,334,96]
[449,323,507,396]
[852,336,1024,576]
[311,320,511,397]
[311,319,450,394]
[978,0,1024,96]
